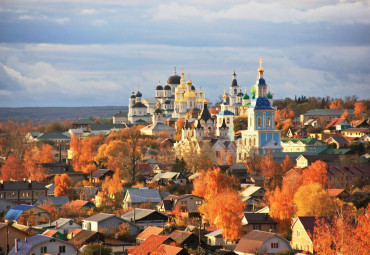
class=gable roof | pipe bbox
[327,189,346,197]
[302,109,354,116]
[36,196,70,207]
[240,186,264,202]
[325,118,346,129]
[37,132,69,140]
[125,188,162,203]
[70,229,102,245]
[234,230,278,253]
[205,229,223,237]
[84,213,123,223]
[121,208,168,222]
[152,244,185,255]
[327,165,370,177]
[0,180,46,191]
[5,204,34,221]
[91,169,114,179]
[136,226,164,241]
[69,200,93,210]
[243,213,277,224]
[328,136,348,146]
[130,234,171,255]
[168,230,195,244]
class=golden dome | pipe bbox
[258,58,264,73]
[179,98,187,103]
[184,91,196,99]
[180,71,185,82]
[186,79,192,85]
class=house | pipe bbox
[36,218,81,235]
[205,229,224,246]
[25,131,42,142]
[227,164,248,183]
[240,186,265,212]
[121,208,169,229]
[0,222,30,253]
[212,140,237,164]
[129,234,175,255]
[0,180,47,203]
[303,119,320,127]
[72,186,99,200]
[327,165,370,188]
[157,194,204,214]
[341,128,370,138]
[300,109,355,126]
[151,172,187,185]
[90,169,114,183]
[241,213,277,233]
[5,204,51,225]
[350,119,370,128]
[286,128,308,138]
[291,216,321,253]
[136,226,164,244]
[36,132,71,142]
[326,136,349,149]
[82,213,140,234]
[169,230,199,249]
[123,188,162,209]
[359,134,370,144]
[327,189,349,200]
[68,229,105,247]
[0,198,16,215]
[234,230,293,255]
[281,138,327,155]
[69,199,95,210]
[113,111,128,124]
[151,244,189,255]
[89,123,126,135]
[9,234,79,255]
[324,117,347,131]
[34,196,70,209]
[42,229,67,240]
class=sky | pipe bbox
[0,0,369,107]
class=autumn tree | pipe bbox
[281,155,294,175]
[0,156,26,181]
[24,144,53,181]
[70,134,103,174]
[54,174,72,198]
[294,183,333,217]
[225,152,236,165]
[174,117,185,141]
[354,101,367,119]
[99,172,123,207]
[340,110,349,120]
[329,99,344,109]
[301,160,328,187]
[260,150,284,190]
[39,201,58,220]
[199,191,244,242]
[313,203,369,254]
[192,167,239,200]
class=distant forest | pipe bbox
[0,106,128,122]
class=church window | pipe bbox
[267,117,271,127]
[253,138,256,145]
[249,138,251,146]
[234,89,237,94]
[257,117,261,128]
[227,118,230,124]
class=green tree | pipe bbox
[81,244,112,255]
[172,157,187,174]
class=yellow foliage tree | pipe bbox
[294,183,333,217]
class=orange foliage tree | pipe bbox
[174,117,185,141]
[260,151,284,190]
[301,160,328,187]
[340,110,349,120]
[354,101,366,119]
[329,99,344,109]
[313,203,369,254]
[199,191,244,242]
[24,144,53,181]
[99,172,123,207]
[0,156,26,181]
[69,134,103,173]
[54,174,72,198]
[39,201,58,220]
[192,167,239,200]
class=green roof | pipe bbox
[241,103,251,107]
[38,133,69,139]
[114,111,127,117]
[267,92,273,99]
[320,148,352,155]
[74,119,95,124]
[242,93,250,100]
[281,137,324,145]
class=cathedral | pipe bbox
[128,68,207,124]
[236,59,281,161]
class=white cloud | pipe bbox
[18,14,70,24]
[152,1,370,24]
[81,9,97,15]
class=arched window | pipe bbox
[257,117,261,128]
[227,118,230,124]
[267,116,271,127]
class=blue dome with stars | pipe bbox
[251,97,273,110]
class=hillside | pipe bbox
[0,106,128,122]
